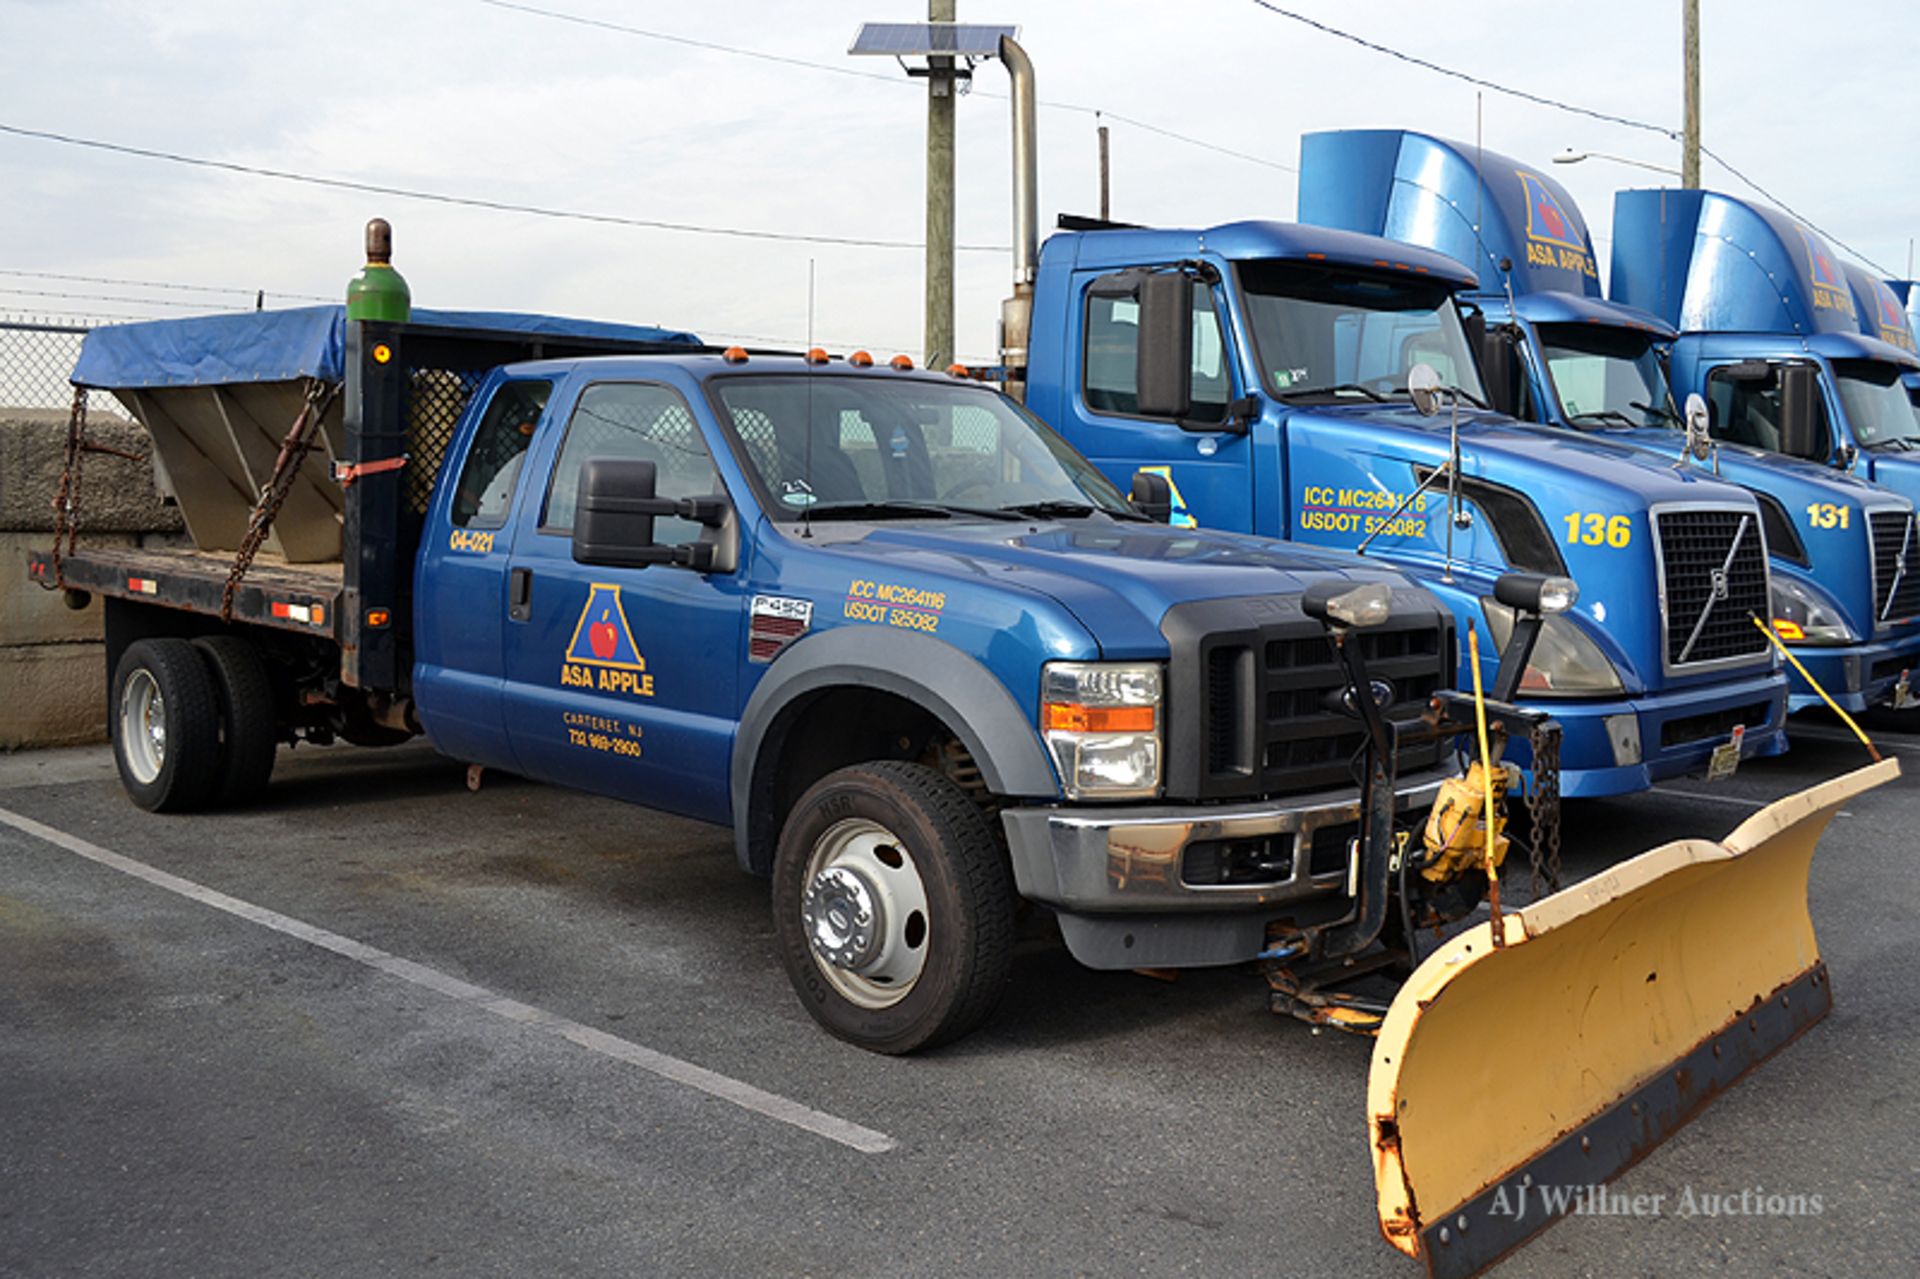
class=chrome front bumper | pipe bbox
[999,770,1449,915]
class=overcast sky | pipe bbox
[3,0,1914,362]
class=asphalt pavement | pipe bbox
[2,721,1916,1278]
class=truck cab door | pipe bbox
[1066,269,1255,532]
[413,375,555,771]
[497,378,744,822]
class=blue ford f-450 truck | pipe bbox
[1011,216,1790,795]
[33,304,1533,1054]
[1295,128,1920,713]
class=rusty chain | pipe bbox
[43,386,146,591]
[221,378,340,622]
[1526,719,1563,899]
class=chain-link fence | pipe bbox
[0,316,121,415]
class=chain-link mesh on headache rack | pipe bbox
[43,385,149,591]
[1525,718,1563,899]
[220,378,342,621]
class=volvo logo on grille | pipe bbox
[1709,567,1730,601]
[1324,679,1396,717]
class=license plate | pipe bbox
[1706,723,1746,782]
[1894,670,1915,709]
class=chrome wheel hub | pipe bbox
[799,817,931,1010]
[120,669,166,785]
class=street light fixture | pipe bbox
[1553,149,1683,179]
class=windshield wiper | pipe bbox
[998,499,1128,518]
[1280,382,1388,402]
[1629,399,1680,424]
[1866,437,1919,452]
[804,499,1024,522]
[1568,409,1638,427]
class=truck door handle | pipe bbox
[508,567,533,622]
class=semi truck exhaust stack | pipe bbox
[999,34,1037,398]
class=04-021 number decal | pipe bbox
[1563,512,1633,548]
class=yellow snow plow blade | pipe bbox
[1369,758,1897,1278]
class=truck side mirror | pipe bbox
[1130,469,1173,523]
[1777,364,1826,462]
[1477,325,1524,418]
[572,458,727,571]
[1136,271,1194,420]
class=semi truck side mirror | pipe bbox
[572,458,728,571]
[1136,272,1194,420]
[1129,469,1173,523]
[1777,364,1826,462]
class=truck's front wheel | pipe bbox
[111,638,221,813]
[773,762,1014,1054]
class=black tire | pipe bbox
[192,635,279,808]
[772,761,1015,1054]
[110,638,222,813]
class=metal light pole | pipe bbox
[925,0,956,370]
[1682,0,1701,188]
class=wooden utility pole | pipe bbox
[925,0,956,369]
[1682,0,1700,188]
[1097,118,1111,220]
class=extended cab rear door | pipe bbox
[413,374,556,771]
[496,376,745,822]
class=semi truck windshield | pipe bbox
[711,375,1133,521]
[1537,325,1677,429]
[1833,361,1920,449]
[1238,264,1488,405]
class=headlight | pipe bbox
[1482,599,1625,695]
[1769,576,1856,645]
[1041,661,1162,799]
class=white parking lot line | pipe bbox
[0,803,897,1156]
[1651,785,1852,817]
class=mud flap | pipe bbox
[1368,759,1898,1278]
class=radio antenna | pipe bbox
[802,257,816,539]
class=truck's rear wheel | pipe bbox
[111,638,221,813]
[192,636,278,808]
[773,761,1015,1054]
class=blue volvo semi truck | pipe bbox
[1011,218,1788,795]
[1295,128,1920,713]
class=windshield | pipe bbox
[1536,324,1676,429]
[1833,360,1920,449]
[1238,262,1488,405]
[710,374,1133,521]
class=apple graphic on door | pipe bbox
[589,607,618,659]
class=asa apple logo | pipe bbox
[589,608,618,659]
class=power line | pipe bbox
[0,121,1013,254]
[1245,1,1894,276]
[474,0,1295,173]
[0,266,331,302]
[0,285,261,310]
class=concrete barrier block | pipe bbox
[0,642,107,749]
[0,408,182,534]
[0,531,135,644]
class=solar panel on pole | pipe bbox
[847,23,1018,58]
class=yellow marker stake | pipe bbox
[1751,616,1882,762]
[1467,626,1504,945]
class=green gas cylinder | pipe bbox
[346,218,411,322]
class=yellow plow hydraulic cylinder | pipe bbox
[1368,758,1897,1278]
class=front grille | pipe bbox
[1869,510,1920,626]
[1162,592,1450,801]
[1659,700,1772,748]
[1655,509,1770,668]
